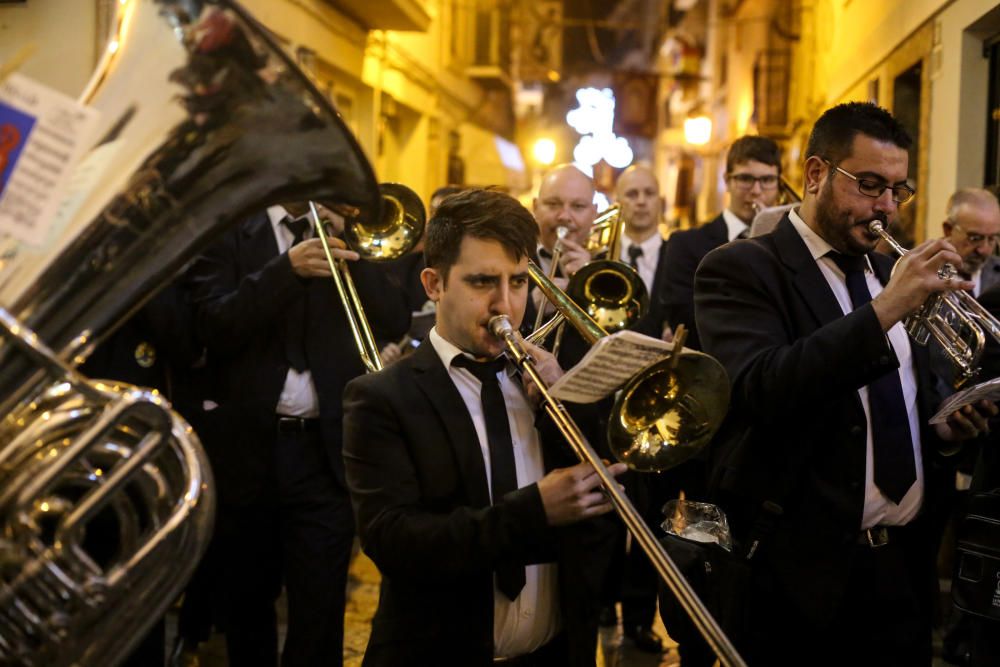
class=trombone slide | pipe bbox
[489,315,746,667]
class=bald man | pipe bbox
[533,164,597,280]
[616,164,671,341]
[942,188,1000,297]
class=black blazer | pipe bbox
[187,211,409,505]
[694,215,954,624]
[343,341,606,667]
[661,215,728,350]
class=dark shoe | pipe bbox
[624,625,663,654]
[598,606,618,628]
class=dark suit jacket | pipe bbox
[661,215,728,350]
[343,341,606,667]
[694,215,955,625]
[631,239,671,340]
[187,211,409,505]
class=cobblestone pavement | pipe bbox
[173,548,954,666]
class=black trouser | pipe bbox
[746,527,933,667]
[219,423,354,667]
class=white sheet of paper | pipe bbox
[548,329,676,403]
[929,376,1000,424]
[0,73,100,245]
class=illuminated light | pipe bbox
[39,502,49,512]
[572,162,594,178]
[94,469,103,477]
[594,192,611,212]
[532,138,557,165]
[684,115,712,146]
[566,87,634,170]
[49,448,58,458]
[605,136,634,169]
[108,40,120,54]
[573,135,602,167]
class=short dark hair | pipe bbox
[805,102,912,165]
[726,135,782,174]
[431,185,465,202]
[424,188,538,281]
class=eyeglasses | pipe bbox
[823,159,915,204]
[950,222,1000,246]
[728,173,779,190]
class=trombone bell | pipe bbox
[610,351,731,472]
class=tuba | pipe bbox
[0,1,380,664]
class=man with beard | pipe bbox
[661,135,782,350]
[694,102,996,666]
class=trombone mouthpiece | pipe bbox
[868,220,885,234]
[488,315,513,338]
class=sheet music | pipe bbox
[549,329,676,403]
[0,73,100,245]
[929,376,1000,424]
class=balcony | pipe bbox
[328,0,430,32]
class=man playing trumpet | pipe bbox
[695,102,996,666]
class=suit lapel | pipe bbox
[410,342,492,508]
[771,216,845,328]
[706,215,729,245]
[241,210,281,269]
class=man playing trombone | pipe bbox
[695,102,996,666]
[188,202,409,666]
[342,188,628,666]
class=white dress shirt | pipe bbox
[619,232,663,294]
[788,208,923,528]
[428,328,560,658]
[722,208,750,241]
[268,205,320,418]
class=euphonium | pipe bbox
[0,1,380,664]
[869,221,1000,386]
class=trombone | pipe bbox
[309,183,426,373]
[527,261,730,471]
[490,311,744,666]
[869,220,1000,387]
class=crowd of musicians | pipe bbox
[95,101,1000,667]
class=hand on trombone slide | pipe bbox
[556,236,591,277]
[536,460,628,526]
[288,236,359,277]
[515,336,563,405]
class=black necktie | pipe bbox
[451,354,525,600]
[627,244,643,270]
[283,216,310,372]
[827,251,917,503]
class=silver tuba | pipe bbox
[0,1,380,664]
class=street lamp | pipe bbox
[532,137,556,165]
[684,114,712,146]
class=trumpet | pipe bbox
[490,314,745,667]
[869,220,1000,386]
[532,205,649,344]
[526,261,730,471]
[309,183,426,373]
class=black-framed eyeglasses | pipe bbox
[950,221,1000,246]
[727,173,779,190]
[823,159,915,204]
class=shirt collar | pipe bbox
[788,206,873,273]
[429,327,513,376]
[267,205,291,231]
[722,208,749,241]
[621,232,662,257]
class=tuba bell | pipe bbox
[0,1,380,664]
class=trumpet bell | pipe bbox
[609,351,730,472]
[346,182,426,262]
[566,260,649,332]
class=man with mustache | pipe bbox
[941,188,1000,297]
[694,102,995,666]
